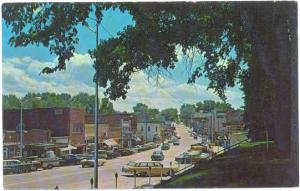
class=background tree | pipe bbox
[132,103,161,122]
[180,104,196,125]
[161,108,178,122]
[3,94,21,109]
[195,100,233,112]
[71,93,95,114]
[99,97,115,114]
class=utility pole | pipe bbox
[94,19,100,189]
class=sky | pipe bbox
[2,6,244,112]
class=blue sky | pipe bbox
[2,7,244,112]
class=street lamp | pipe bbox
[19,96,41,159]
[83,19,100,189]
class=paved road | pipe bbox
[4,124,197,189]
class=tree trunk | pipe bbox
[239,2,295,156]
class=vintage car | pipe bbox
[127,161,178,176]
[80,155,105,168]
[173,139,180,145]
[151,150,164,161]
[59,154,81,166]
[3,160,34,174]
[175,152,192,164]
[161,143,170,150]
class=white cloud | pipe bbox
[2,54,244,112]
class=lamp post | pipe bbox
[83,18,100,189]
[19,96,41,159]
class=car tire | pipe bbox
[47,164,53,169]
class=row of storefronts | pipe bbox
[3,107,171,159]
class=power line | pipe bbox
[101,24,114,38]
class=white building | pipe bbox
[203,110,227,132]
[121,119,133,147]
[136,122,162,143]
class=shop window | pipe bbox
[73,123,83,133]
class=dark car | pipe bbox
[161,143,170,150]
[59,154,81,166]
[118,148,134,156]
[175,152,191,164]
[151,151,164,161]
[106,150,118,159]
[173,139,180,145]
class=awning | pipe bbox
[103,139,119,146]
[59,144,77,152]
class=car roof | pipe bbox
[4,160,20,162]
[135,161,161,163]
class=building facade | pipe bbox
[3,108,86,154]
[3,129,50,159]
[190,110,227,133]
[85,114,137,147]
[136,122,162,143]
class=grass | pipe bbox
[158,141,298,188]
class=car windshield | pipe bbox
[153,151,161,155]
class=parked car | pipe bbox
[173,139,180,145]
[128,147,139,154]
[161,143,170,150]
[25,156,41,170]
[175,152,191,164]
[190,152,212,165]
[59,154,81,166]
[119,148,134,156]
[37,151,60,169]
[74,154,89,161]
[80,155,105,168]
[91,150,109,159]
[3,160,34,174]
[121,161,136,173]
[145,142,158,149]
[127,161,178,176]
[151,151,164,161]
[135,145,147,152]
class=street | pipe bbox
[4,124,197,189]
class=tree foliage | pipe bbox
[161,108,178,122]
[3,92,115,115]
[195,100,233,112]
[179,104,196,125]
[132,103,162,122]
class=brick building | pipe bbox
[3,129,50,159]
[3,108,86,153]
[85,114,137,147]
